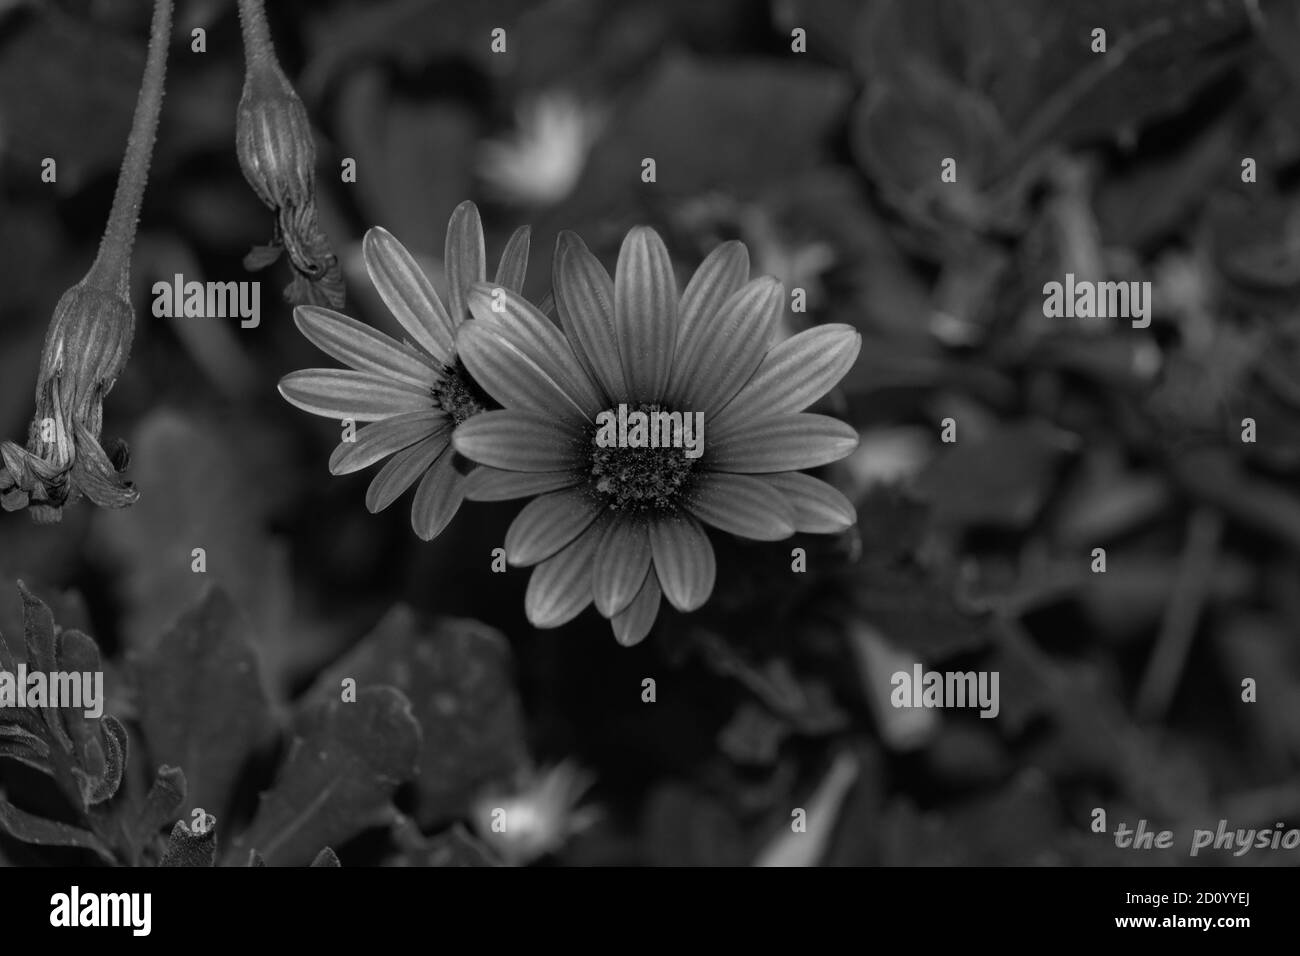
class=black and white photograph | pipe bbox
[0,0,1296,936]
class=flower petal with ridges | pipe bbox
[457,318,594,425]
[685,473,796,541]
[761,472,857,533]
[294,305,436,388]
[525,517,607,628]
[667,276,782,415]
[463,467,578,502]
[707,413,858,472]
[504,488,605,566]
[365,432,449,513]
[411,447,470,540]
[466,283,605,419]
[445,200,487,324]
[592,519,652,617]
[493,225,532,294]
[677,240,749,338]
[612,569,661,647]
[614,227,677,403]
[452,411,584,473]
[649,514,716,612]
[278,369,431,421]
[363,227,455,362]
[329,409,448,475]
[554,231,624,402]
[712,324,862,429]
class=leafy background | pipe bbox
[1,0,1299,865]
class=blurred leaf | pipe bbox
[861,0,1249,152]
[231,686,419,866]
[0,7,142,191]
[390,819,498,867]
[641,782,748,866]
[851,64,1009,230]
[912,421,1076,530]
[306,606,527,828]
[878,772,1064,865]
[1094,116,1237,250]
[854,0,1250,230]
[772,0,876,68]
[575,53,851,214]
[131,588,276,825]
[334,68,476,258]
[1207,188,1300,304]
[846,563,990,660]
[90,409,330,695]
[752,751,859,866]
[1212,615,1300,769]
[717,703,789,766]
[303,0,536,93]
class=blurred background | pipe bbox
[2,0,1300,866]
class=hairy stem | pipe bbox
[87,0,173,298]
[236,0,275,66]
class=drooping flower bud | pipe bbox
[235,0,343,308]
[236,58,314,219]
[1,283,139,523]
[0,0,170,522]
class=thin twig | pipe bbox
[1136,506,1223,722]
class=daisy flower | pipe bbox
[451,226,861,644]
[278,201,531,540]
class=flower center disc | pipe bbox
[589,403,697,512]
[433,359,491,426]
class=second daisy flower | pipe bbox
[452,226,861,645]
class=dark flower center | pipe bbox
[589,403,697,512]
[432,358,492,426]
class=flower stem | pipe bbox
[236,0,276,66]
[87,0,173,298]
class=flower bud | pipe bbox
[0,282,138,522]
[235,56,343,308]
[236,59,315,221]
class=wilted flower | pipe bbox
[451,227,861,644]
[278,202,531,540]
[470,760,598,866]
[1,0,172,522]
[1,285,138,522]
[235,0,343,307]
[479,91,604,208]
